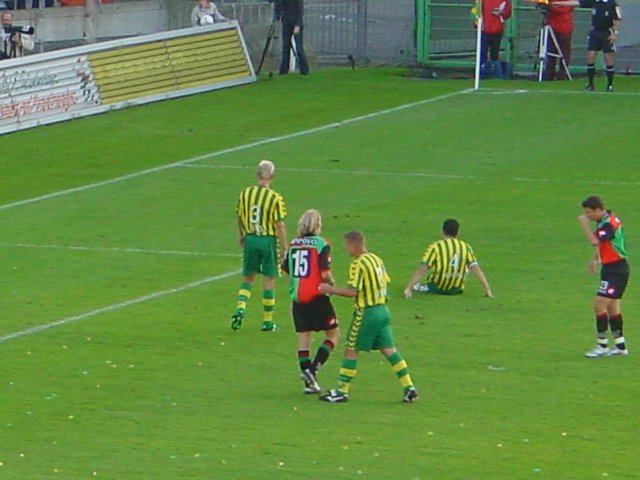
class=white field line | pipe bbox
[477,88,640,97]
[0,242,240,257]
[0,269,240,344]
[0,89,471,213]
[180,163,640,187]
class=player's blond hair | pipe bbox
[298,209,322,237]
[257,160,275,180]
[344,230,365,245]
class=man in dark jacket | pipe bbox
[279,0,310,75]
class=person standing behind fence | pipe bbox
[545,0,575,80]
[279,0,310,75]
[554,0,621,92]
[1,12,12,60]
[191,0,228,27]
[479,0,512,64]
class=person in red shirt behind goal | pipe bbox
[282,209,340,394]
[480,0,512,64]
[545,0,575,80]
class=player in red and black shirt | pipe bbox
[578,196,630,358]
[282,209,340,394]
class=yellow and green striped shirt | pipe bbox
[347,252,391,309]
[422,238,477,291]
[236,185,287,237]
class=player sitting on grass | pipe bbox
[578,196,630,358]
[318,231,418,403]
[404,218,493,299]
[231,160,287,332]
[282,209,340,394]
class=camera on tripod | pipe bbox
[534,0,550,12]
[1,24,36,60]
[3,25,35,36]
[267,0,284,21]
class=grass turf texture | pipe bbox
[0,68,639,479]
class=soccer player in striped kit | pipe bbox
[318,231,418,403]
[404,219,493,298]
[579,196,630,358]
[231,160,287,332]
[282,209,339,394]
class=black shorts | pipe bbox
[588,29,616,53]
[292,295,339,332]
[598,260,629,299]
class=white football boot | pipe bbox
[607,348,629,356]
[585,345,610,358]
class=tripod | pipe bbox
[537,14,572,81]
[257,17,280,75]
[256,16,301,76]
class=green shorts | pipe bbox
[243,235,279,277]
[346,305,395,352]
[426,282,463,296]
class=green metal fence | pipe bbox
[417,0,594,72]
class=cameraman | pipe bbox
[545,0,575,80]
[1,12,34,60]
[1,12,13,60]
[277,0,310,75]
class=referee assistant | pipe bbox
[231,160,288,332]
[556,0,622,91]
[404,219,493,299]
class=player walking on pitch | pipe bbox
[282,209,339,394]
[578,196,630,358]
[231,160,287,332]
[404,219,493,299]
[318,231,418,403]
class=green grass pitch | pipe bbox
[0,69,639,479]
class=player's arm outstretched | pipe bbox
[404,264,429,299]
[319,283,357,298]
[322,271,336,286]
[469,263,494,298]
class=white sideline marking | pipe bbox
[180,163,640,187]
[0,89,471,213]
[478,88,640,97]
[0,242,240,257]
[0,269,240,344]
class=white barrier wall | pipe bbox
[0,22,255,135]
